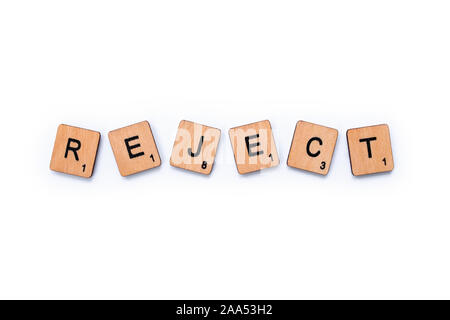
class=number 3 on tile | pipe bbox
[320,162,326,170]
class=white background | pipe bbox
[0,1,449,299]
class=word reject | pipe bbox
[49,120,394,178]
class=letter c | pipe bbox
[306,137,323,157]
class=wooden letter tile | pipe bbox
[108,121,161,176]
[287,121,338,175]
[229,120,279,174]
[347,124,394,176]
[170,120,221,175]
[50,124,100,178]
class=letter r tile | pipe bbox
[170,120,221,175]
[229,120,280,174]
[347,124,394,176]
[108,121,161,176]
[50,124,100,178]
[287,121,338,175]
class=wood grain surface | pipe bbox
[347,124,394,176]
[50,124,100,178]
[287,121,338,175]
[170,120,221,175]
[108,121,161,176]
[229,120,279,174]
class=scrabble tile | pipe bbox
[347,124,394,176]
[108,121,161,176]
[50,124,100,178]
[170,120,221,175]
[229,120,280,174]
[287,121,338,175]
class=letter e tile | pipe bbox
[229,120,280,174]
[108,121,161,176]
